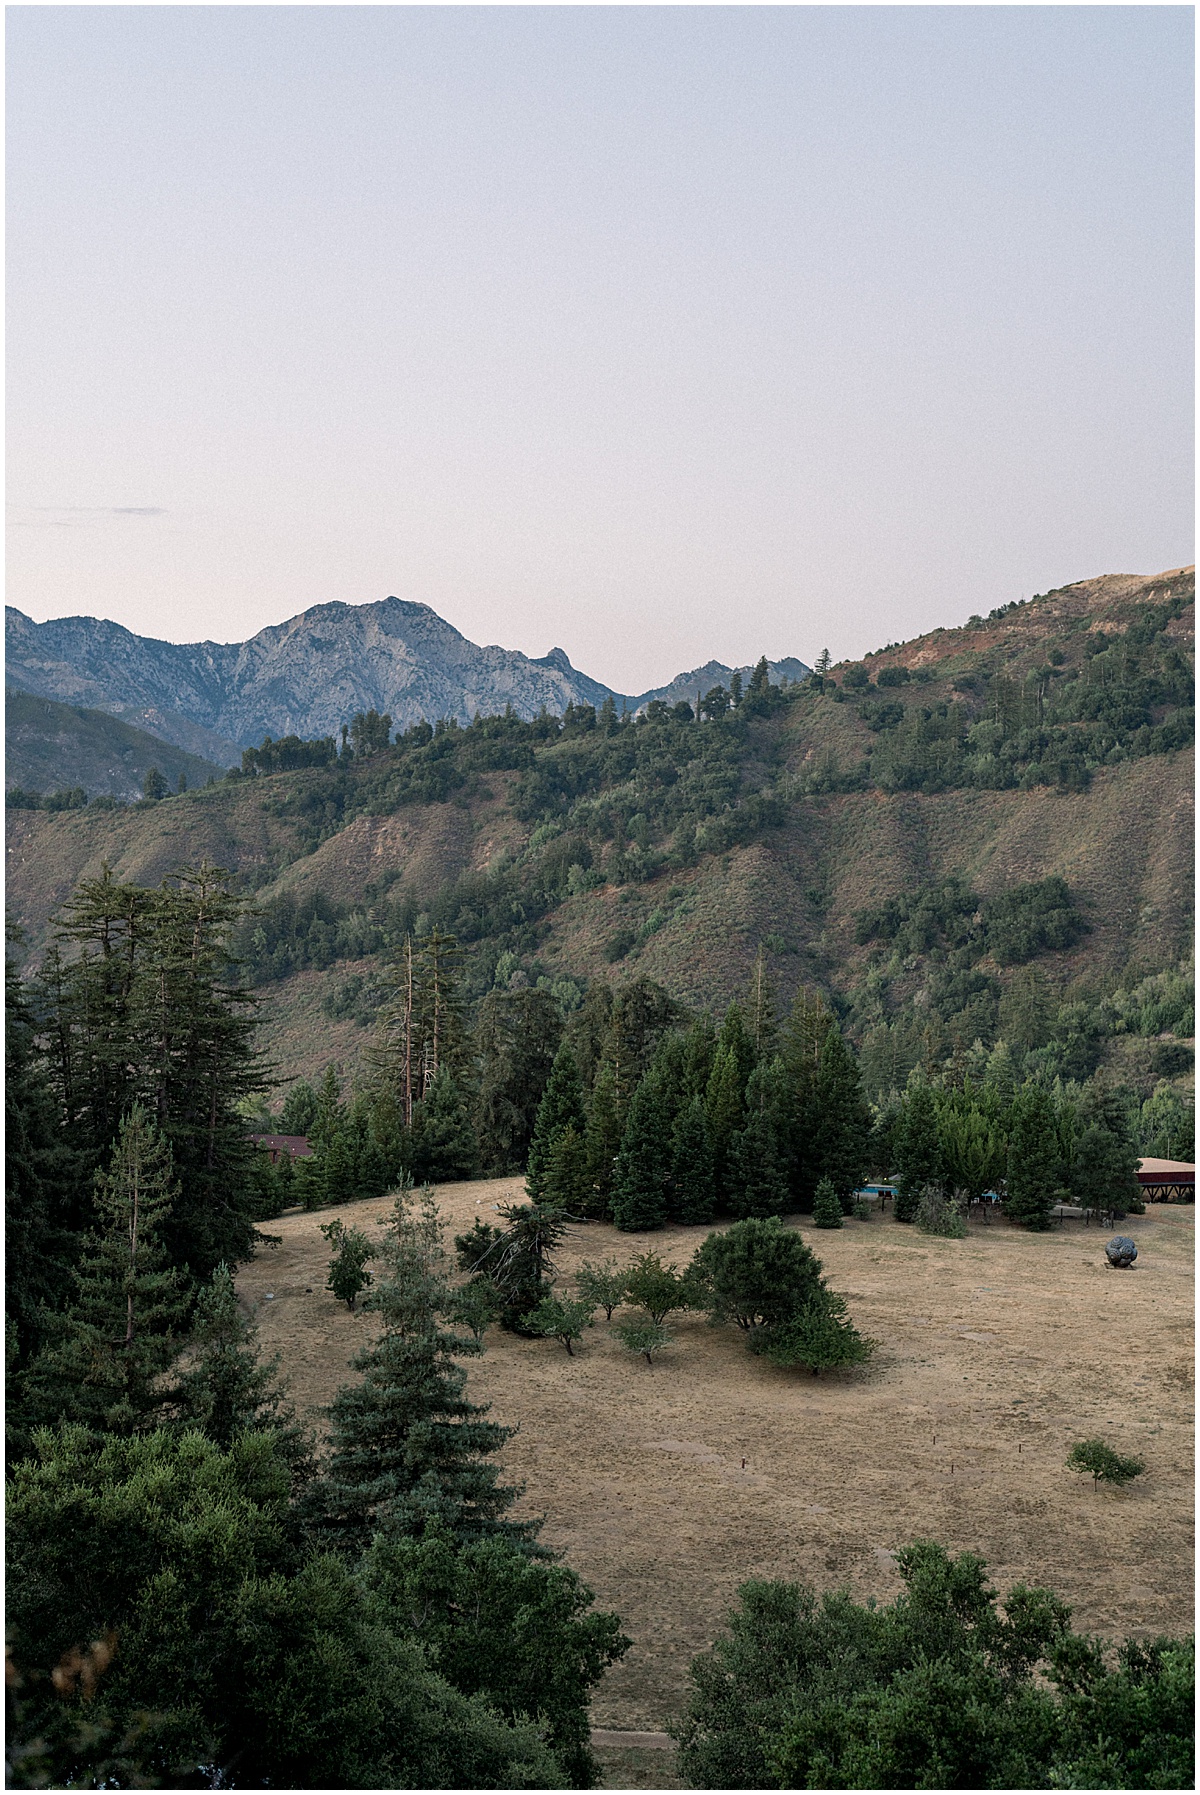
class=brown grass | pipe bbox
[241,1184,1194,1734]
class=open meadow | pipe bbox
[240,1187,1194,1768]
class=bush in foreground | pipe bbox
[675,1540,1193,1790]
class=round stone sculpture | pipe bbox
[1105,1235,1138,1269]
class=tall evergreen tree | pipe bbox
[410,1066,476,1183]
[39,864,269,1279]
[564,981,614,1095]
[717,1002,756,1093]
[605,978,683,1107]
[680,1014,717,1100]
[170,1264,310,1476]
[473,989,562,1173]
[1069,1086,1141,1218]
[746,952,779,1062]
[611,1073,673,1231]
[6,929,82,1371]
[525,1043,587,1200]
[279,1078,319,1136]
[671,1095,716,1224]
[543,1124,591,1211]
[728,1107,790,1220]
[583,1059,624,1216]
[26,1107,190,1434]
[893,1084,944,1223]
[308,1191,534,1553]
[812,1028,872,1206]
[777,988,837,1208]
[1007,1085,1062,1231]
[705,1044,746,1201]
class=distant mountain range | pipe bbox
[5,597,809,789]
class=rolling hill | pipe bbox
[5,691,223,802]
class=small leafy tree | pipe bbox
[528,1294,593,1355]
[915,1185,967,1238]
[321,1218,376,1311]
[449,1278,502,1343]
[612,1316,672,1365]
[812,1179,844,1229]
[574,1259,628,1321]
[623,1252,692,1324]
[1067,1439,1146,1489]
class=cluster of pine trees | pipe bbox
[880,1058,1144,1231]
[5,869,627,1788]
[278,950,878,1233]
[523,967,871,1231]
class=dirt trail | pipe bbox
[240,1187,1194,1732]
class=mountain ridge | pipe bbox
[5,596,810,775]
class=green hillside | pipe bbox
[7,568,1193,1104]
[5,690,223,802]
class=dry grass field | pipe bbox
[240,1185,1193,1767]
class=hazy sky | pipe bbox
[7,6,1193,688]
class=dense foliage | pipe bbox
[676,1541,1194,1790]
[5,873,628,1789]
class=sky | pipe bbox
[6,6,1194,689]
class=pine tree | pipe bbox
[812,1028,872,1205]
[611,1073,673,1231]
[279,1079,319,1136]
[584,1060,625,1215]
[308,1191,534,1554]
[718,1002,756,1093]
[746,953,779,1062]
[6,930,83,1372]
[543,1124,591,1211]
[1006,1085,1061,1231]
[705,1045,745,1202]
[371,932,467,1127]
[309,1063,345,1150]
[472,989,563,1173]
[893,1084,943,1223]
[26,1107,189,1434]
[728,1108,790,1219]
[321,1219,376,1311]
[812,1178,844,1229]
[170,1264,309,1474]
[680,1015,717,1100]
[671,1095,716,1224]
[525,1043,587,1200]
[409,1066,476,1183]
[777,988,838,1209]
[1070,1087,1141,1219]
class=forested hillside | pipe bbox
[8,567,1193,1111]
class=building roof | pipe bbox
[249,1133,313,1158]
[1136,1158,1195,1176]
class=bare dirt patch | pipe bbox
[240,1189,1194,1733]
